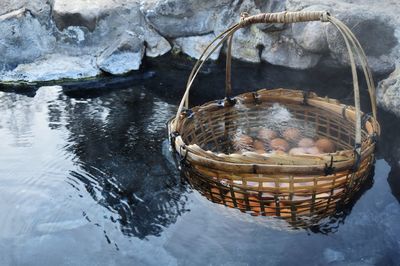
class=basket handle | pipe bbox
[173,11,377,166]
[224,11,328,98]
[238,11,329,25]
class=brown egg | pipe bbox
[297,181,313,187]
[210,187,222,202]
[283,128,301,142]
[270,138,290,152]
[257,128,277,141]
[269,201,291,217]
[239,134,254,145]
[233,133,253,152]
[296,207,311,216]
[224,191,245,207]
[305,146,321,155]
[253,140,266,154]
[247,196,260,214]
[298,137,315,148]
[271,150,287,156]
[248,196,260,207]
[315,138,336,153]
[225,199,245,209]
[315,192,330,199]
[233,192,245,200]
[225,200,234,208]
[279,208,292,218]
[263,207,276,216]
[269,201,286,208]
[289,147,306,156]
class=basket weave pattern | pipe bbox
[168,11,380,225]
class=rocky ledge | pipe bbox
[0,0,400,116]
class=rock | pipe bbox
[0,8,55,71]
[97,31,145,75]
[0,0,52,25]
[213,0,266,63]
[0,0,400,83]
[140,0,232,38]
[286,0,400,74]
[251,0,288,32]
[143,27,172,58]
[173,33,221,60]
[0,0,173,82]
[262,35,322,69]
[292,21,328,53]
[2,54,101,82]
[52,0,117,31]
[324,9,397,74]
[229,27,265,63]
[377,66,400,117]
[83,1,171,58]
[291,5,330,53]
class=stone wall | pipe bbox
[0,0,399,116]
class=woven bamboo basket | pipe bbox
[167,11,380,226]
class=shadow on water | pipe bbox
[60,86,191,239]
[377,108,400,204]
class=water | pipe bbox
[0,56,399,265]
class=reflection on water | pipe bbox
[182,158,375,234]
[63,87,189,238]
[64,86,190,239]
[0,56,399,265]
[0,85,189,241]
[307,171,374,235]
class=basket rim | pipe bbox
[168,88,380,174]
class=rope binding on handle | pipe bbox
[238,11,330,27]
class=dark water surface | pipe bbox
[1,56,400,265]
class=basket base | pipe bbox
[181,159,375,229]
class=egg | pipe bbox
[257,128,277,141]
[210,187,222,202]
[279,208,292,218]
[226,199,245,209]
[233,133,254,152]
[270,138,290,152]
[247,196,260,213]
[297,181,313,187]
[271,150,288,156]
[315,138,336,153]
[269,201,291,217]
[253,140,266,154]
[305,146,321,155]
[264,207,276,216]
[225,191,246,208]
[225,200,234,208]
[289,147,306,156]
[234,192,245,200]
[283,128,302,142]
[298,137,315,148]
[269,201,286,208]
[296,206,311,216]
[248,196,260,207]
[315,192,331,199]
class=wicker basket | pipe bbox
[167,11,380,225]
